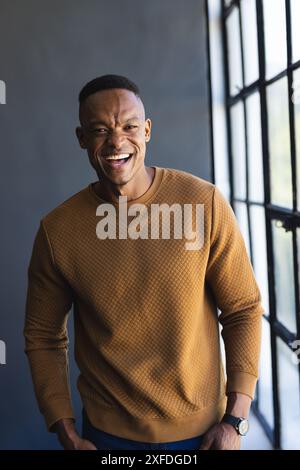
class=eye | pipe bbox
[124,125,138,131]
[92,128,108,134]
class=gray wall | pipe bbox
[0,0,211,449]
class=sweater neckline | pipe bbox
[88,166,164,206]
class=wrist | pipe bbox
[54,418,77,440]
[221,413,249,436]
[226,392,251,418]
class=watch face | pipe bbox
[238,419,249,436]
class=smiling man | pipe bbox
[76,80,153,202]
[24,74,264,451]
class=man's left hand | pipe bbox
[199,422,241,450]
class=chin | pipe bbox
[107,172,132,186]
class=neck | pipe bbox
[95,165,155,203]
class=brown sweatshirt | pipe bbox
[24,166,264,443]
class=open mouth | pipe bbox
[102,153,133,168]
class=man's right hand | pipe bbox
[53,418,97,450]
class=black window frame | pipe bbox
[206,0,300,449]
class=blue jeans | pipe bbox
[82,409,203,450]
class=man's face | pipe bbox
[76,88,151,186]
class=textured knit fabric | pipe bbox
[24,166,264,443]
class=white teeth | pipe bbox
[105,154,130,160]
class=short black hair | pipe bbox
[79,74,141,104]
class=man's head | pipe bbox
[76,75,151,186]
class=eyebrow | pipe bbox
[88,116,141,126]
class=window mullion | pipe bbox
[256,0,281,450]
[222,0,235,206]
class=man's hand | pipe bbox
[53,418,97,450]
[199,422,241,450]
[200,392,251,450]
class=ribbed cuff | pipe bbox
[43,398,75,432]
[226,371,258,400]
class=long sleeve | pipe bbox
[24,220,75,431]
[206,186,265,400]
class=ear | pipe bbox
[145,118,152,143]
[76,126,87,149]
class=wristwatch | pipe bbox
[221,413,249,436]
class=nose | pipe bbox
[106,129,125,150]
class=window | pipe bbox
[207,0,300,449]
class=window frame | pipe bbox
[207,0,300,449]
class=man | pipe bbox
[24,74,264,450]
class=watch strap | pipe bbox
[222,413,241,428]
[221,413,249,436]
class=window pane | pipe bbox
[291,0,300,63]
[277,337,300,449]
[246,92,264,202]
[267,78,293,209]
[257,318,274,429]
[233,202,250,255]
[208,0,230,198]
[263,0,287,79]
[293,68,300,211]
[231,101,246,199]
[226,6,243,96]
[250,206,269,315]
[272,220,297,333]
[241,0,259,86]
